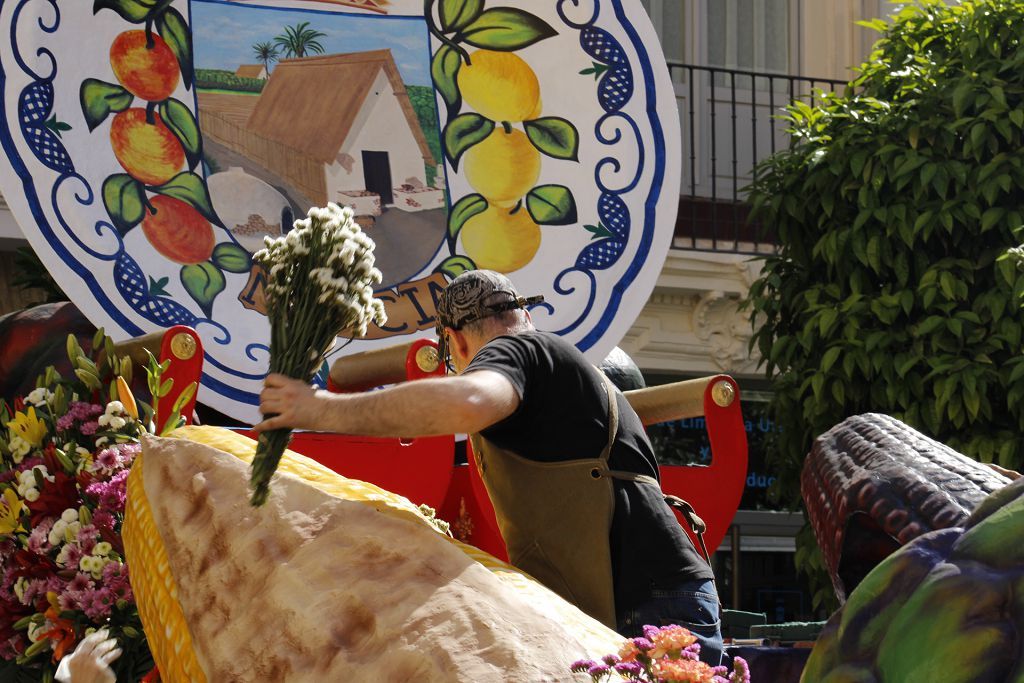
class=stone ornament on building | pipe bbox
[693,290,757,373]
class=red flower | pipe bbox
[26,470,79,526]
[12,549,57,583]
[0,596,33,645]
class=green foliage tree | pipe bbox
[252,40,279,74]
[274,22,327,59]
[745,0,1024,609]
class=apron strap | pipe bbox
[597,372,720,613]
[604,469,713,566]
[597,373,620,464]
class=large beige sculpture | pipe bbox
[123,427,620,682]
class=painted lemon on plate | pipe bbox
[464,128,541,208]
[458,49,541,123]
[461,205,541,274]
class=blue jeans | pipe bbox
[616,578,724,667]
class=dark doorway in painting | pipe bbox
[362,151,392,205]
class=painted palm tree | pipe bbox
[273,22,327,59]
[252,41,280,74]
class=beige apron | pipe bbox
[470,374,632,628]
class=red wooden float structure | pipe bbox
[132,329,748,561]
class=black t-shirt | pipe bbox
[466,330,713,611]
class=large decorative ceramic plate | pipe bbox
[0,0,680,422]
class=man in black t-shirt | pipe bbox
[256,270,723,665]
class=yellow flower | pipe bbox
[116,376,139,420]
[0,488,26,535]
[8,406,47,447]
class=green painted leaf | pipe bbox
[458,8,558,51]
[80,79,133,132]
[436,255,476,279]
[524,117,579,160]
[585,223,613,240]
[211,242,251,273]
[447,193,487,242]
[148,276,170,296]
[93,0,158,22]
[150,171,219,224]
[526,184,577,225]
[159,99,202,169]
[101,174,146,234]
[430,45,462,115]
[157,7,194,90]
[440,0,483,32]
[443,113,493,169]
[180,262,225,317]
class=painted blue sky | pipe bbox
[192,0,431,86]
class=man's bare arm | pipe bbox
[254,370,519,437]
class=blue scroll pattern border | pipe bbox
[2,0,255,404]
[553,0,668,351]
[1,0,668,411]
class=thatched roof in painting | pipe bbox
[235,64,267,79]
[245,49,435,166]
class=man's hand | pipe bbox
[54,629,121,683]
[255,374,324,433]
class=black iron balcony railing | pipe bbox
[666,63,848,255]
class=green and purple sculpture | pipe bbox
[801,414,1022,682]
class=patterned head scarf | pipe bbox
[434,270,543,370]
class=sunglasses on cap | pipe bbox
[434,293,544,372]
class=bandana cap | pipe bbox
[435,270,543,368]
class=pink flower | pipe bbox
[91,509,115,532]
[94,447,119,470]
[27,518,55,554]
[85,470,129,513]
[80,421,99,436]
[648,624,698,659]
[80,586,115,620]
[77,525,99,554]
[651,656,713,682]
[59,543,84,569]
[67,573,92,592]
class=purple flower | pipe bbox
[80,421,99,436]
[681,642,701,660]
[56,414,75,431]
[569,659,596,673]
[630,637,654,652]
[614,660,643,677]
[730,656,751,683]
[601,653,620,666]
[586,663,610,676]
[642,624,661,640]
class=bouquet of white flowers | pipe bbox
[250,203,387,506]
